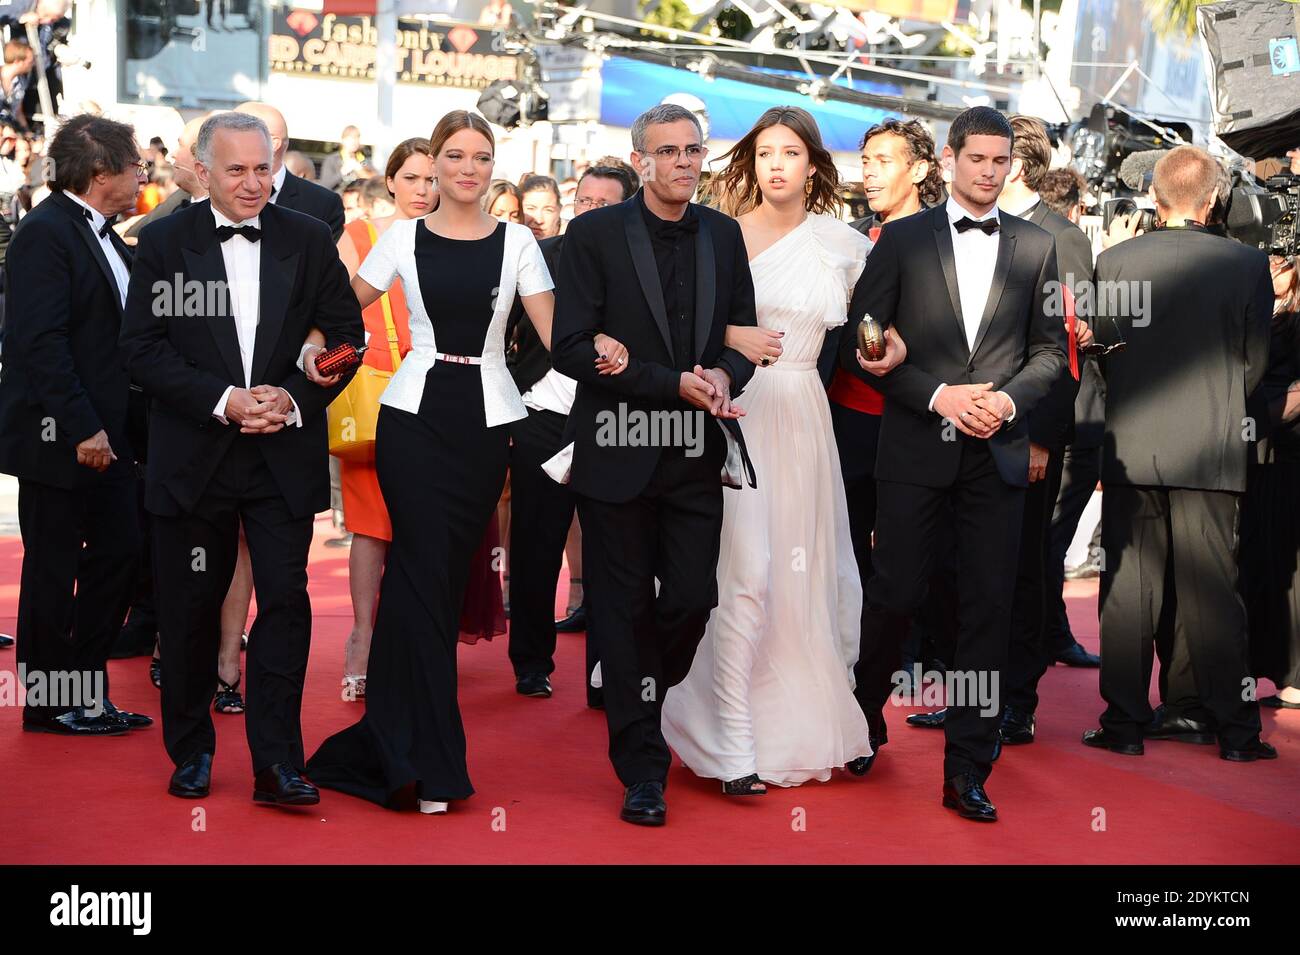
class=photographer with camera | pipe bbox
[1084,145,1277,761]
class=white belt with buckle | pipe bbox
[434,352,483,365]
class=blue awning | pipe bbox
[598,56,903,152]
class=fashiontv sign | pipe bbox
[269,8,521,89]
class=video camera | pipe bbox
[1226,169,1300,256]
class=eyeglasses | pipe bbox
[651,144,707,163]
[575,196,609,210]
[132,160,151,178]
[1081,313,1128,357]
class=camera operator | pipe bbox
[1084,145,1277,762]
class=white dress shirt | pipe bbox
[209,205,302,427]
[66,192,130,309]
[928,196,1016,421]
[522,367,577,416]
[268,164,287,204]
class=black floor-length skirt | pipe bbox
[307,364,508,806]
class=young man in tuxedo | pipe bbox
[906,115,1097,742]
[120,112,363,804]
[507,162,637,703]
[0,113,151,735]
[551,104,757,826]
[235,102,345,242]
[850,106,1068,821]
[1083,145,1276,762]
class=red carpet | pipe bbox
[2,520,1298,865]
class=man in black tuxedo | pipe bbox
[551,103,756,826]
[120,112,363,803]
[1083,145,1276,762]
[0,114,151,735]
[850,106,1067,821]
[507,162,637,703]
[236,102,345,241]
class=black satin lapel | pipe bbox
[63,203,125,319]
[933,215,966,345]
[693,214,716,364]
[625,203,674,358]
[970,230,1017,359]
[182,227,244,387]
[249,212,296,387]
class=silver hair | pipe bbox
[630,103,703,153]
[195,112,273,168]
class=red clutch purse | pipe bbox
[315,342,367,377]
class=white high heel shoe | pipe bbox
[418,800,449,815]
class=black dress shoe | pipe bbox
[515,673,552,698]
[102,699,154,729]
[0,633,14,649]
[620,780,667,826]
[1220,738,1279,762]
[1145,705,1213,744]
[1260,694,1300,710]
[168,753,212,798]
[999,707,1035,744]
[1054,642,1101,667]
[846,733,885,776]
[253,763,320,806]
[1081,727,1144,755]
[906,708,947,729]
[22,708,130,736]
[942,774,997,822]
[554,606,588,633]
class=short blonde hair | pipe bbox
[1152,146,1220,214]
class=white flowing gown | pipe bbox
[661,213,873,786]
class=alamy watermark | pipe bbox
[0,666,105,716]
[595,403,706,458]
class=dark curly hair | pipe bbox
[859,118,945,208]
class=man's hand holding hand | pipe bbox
[934,383,1000,437]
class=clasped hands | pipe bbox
[934,384,1012,438]
[225,385,295,434]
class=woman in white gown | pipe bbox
[661,107,875,792]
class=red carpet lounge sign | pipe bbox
[269,8,520,89]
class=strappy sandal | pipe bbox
[214,675,245,714]
[150,657,162,690]
[722,773,768,796]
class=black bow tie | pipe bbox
[953,216,999,235]
[657,216,699,241]
[215,224,262,243]
[82,207,116,239]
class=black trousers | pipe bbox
[1005,448,1066,715]
[507,408,579,679]
[1045,442,1101,653]
[830,402,879,595]
[16,477,140,721]
[578,448,724,786]
[152,437,314,773]
[112,476,158,658]
[1098,485,1260,748]
[854,437,1024,783]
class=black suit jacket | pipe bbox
[507,233,564,395]
[846,204,1067,489]
[275,171,345,242]
[1023,200,1091,451]
[119,201,364,518]
[0,191,138,488]
[1096,226,1272,493]
[551,192,757,503]
[125,188,192,240]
